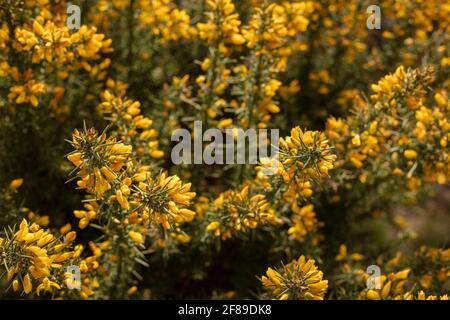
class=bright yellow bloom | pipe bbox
[206,185,282,239]
[68,127,132,198]
[8,80,46,107]
[404,149,418,159]
[128,231,144,245]
[9,178,23,190]
[0,219,77,296]
[261,255,328,300]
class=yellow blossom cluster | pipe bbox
[258,127,336,200]
[330,244,449,300]
[287,0,450,112]
[68,126,196,232]
[236,1,313,127]
[359,269,412,300]
[97,90,164,160]
[8,79,46,107]
[206,185,282,239]
[261,255,328,300]
[64,121,197,297]
[130,171,196,230]
[287,204,320,242]
[13,17,111,64]
[197,0,245,47]
[416,291,449,300]
[67,127,132,198]
[138,0,195,43]
[243,1,312,62]
[326,66,449,192]
[0,0,449,301]
[0,219,77,296]
[0,5,112,111]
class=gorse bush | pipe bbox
[0,0,449,300]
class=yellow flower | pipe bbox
[261,255,328,300]
[74,202,98,229]
[366,289,381,300]
[8,80,46,107]
[36,277,61,296]
[335,244,348,261]
[360,268,412,300]
[131,172,196,230]
[23,274,32,294]
[128,231,144,245]
[68,127,132,198]
[12,280,20,292]
[279,127,337,180]
[206,221,220,231]
[393,269,410,281]
[206,185,281,239]
[9,178,23,190]
[434,93,446,108]
[288,204,318,241]
[176,233,191,244]
[257,127,336,201]
[404,149,418,159]
[139,0,194,43]
[197,0,244,47]
[71,25,111,59]
[0,219,76,296]
[97,92,162,159]
[127,286,138,296]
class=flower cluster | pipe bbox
[0,219,77,296]
[261,255,328,300]
[236,1,313,127]
[97,90,164,160]
[205,185,282,239]
[257,127,336,204]
[130,172,196,230]
[197,0,245,47]
[0,0,448,301]
[139,0,195,44]
[67,127,132,198]
[326,66,448,196]
[287,204,320,242]
[359,269,412,300]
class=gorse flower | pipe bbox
[14,16,111,64]
[65,118,197,297]
[67,126,132,198]
[287,204,320,241]
[261,255,328,300]
[0,219,77,296]
[8,80,46,107]
[206,185,282,239]
[197,0,245,46]
[326,66,449,193]
[257,127,336,200]
[0,0,449,301]
[97,90,164,160]
[138,0,195,43]
[416,291,449,300]
[278,127,336,180]
[243,1,311,56]
[131,172,196,230]
[360,269,412,300]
